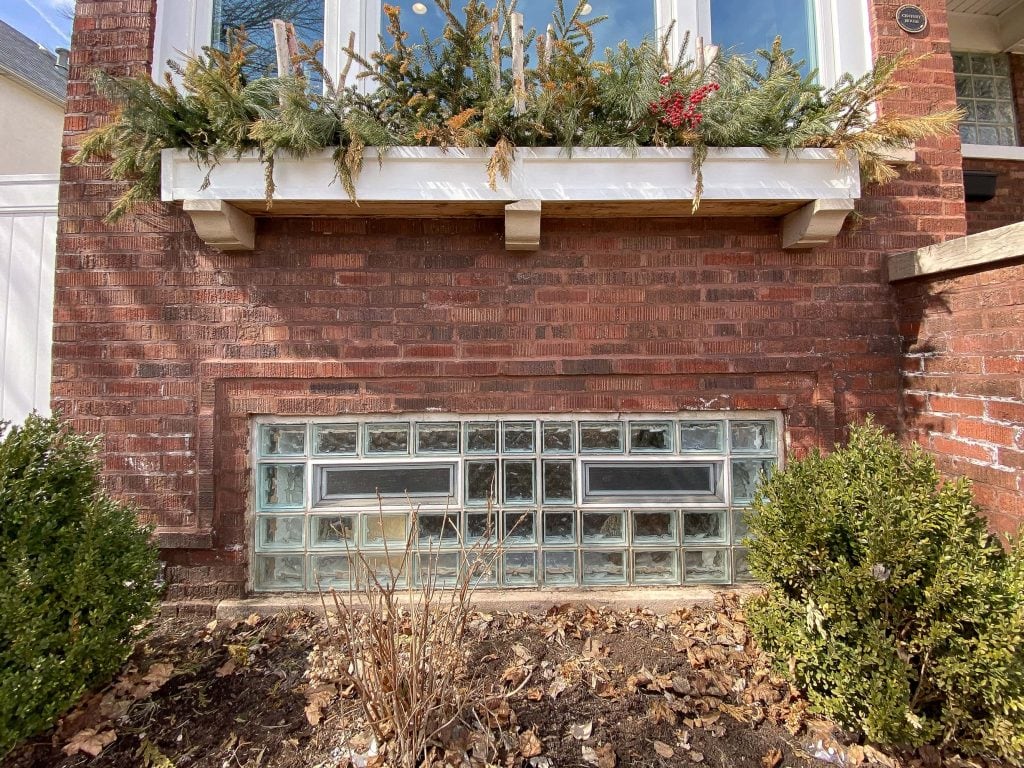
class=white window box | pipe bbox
[161,146,861,251]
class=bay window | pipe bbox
[153,0,871,91]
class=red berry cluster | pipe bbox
[649,79,720,130]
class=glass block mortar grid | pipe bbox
[953,52,1020,147]
[251,413,782,591]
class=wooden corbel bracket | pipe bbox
[183,199,255,251]
[781,198,855,250]
[505,199,542,251]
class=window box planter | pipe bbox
[161,146,861,252]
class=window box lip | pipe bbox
[160,145,861,210]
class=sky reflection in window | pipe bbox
[710,0,816,74]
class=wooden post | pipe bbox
[511,11,525,115]
[694,34,705,71]
[490,13,501,92]
[545,23,553,68]
[272,19,301,77]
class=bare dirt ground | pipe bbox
[3,596,1006,768]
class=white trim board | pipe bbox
[962,143,1024,161]
[0,175,59,213]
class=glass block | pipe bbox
[976,100,998,122]
[733,548,755,583]
[994,77,1013,100]
[977,126,1000,144]
[960,124,978,144]
[466,511,497,543]
[416,422,459,454]
[314,424,358,455]
[582,551,627,585]
[731,459,776,504]
[366,423,409,454]
[632,510,676,544]
[543,551,577,586]
[543,460,574,504]
[729,420,776,453]
[731,509,752,544]
[416,513,459,546]
[629,422,673,452]
[683,549,730,583]
[999,127,1017,146]
[954,74,972,98]
[971,53,995,75]
[260,464,305,508]
[310,555,353,589]
[683,510,728,544]
[543,510,576,545]
[504,510,536,544]
[992,54,1010,76]
[995,100,1016,124]
[503,552,537,586]
[415,552,461,586]
[361,554,406,587]
[257,515,304,549]
[260,424,305,456]
[952,52,970,74]
[680,421,723,452]
[503,460,535,504]
[310,514,356,547]
[363,514,409,547]
[582,511,625,544]
[465,460,497,505]
[502,421,535,452]
[465,422,497,453]
[254,555,304,590]
[965,100,979,122]
[973,77,995,100]
[542,422,574,453]
[580,422,624,452]
[633,550,679,584]
[466,551,498,586]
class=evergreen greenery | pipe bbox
[746,421,1024,764]
[75,0,961,220]
[0,415,160,755]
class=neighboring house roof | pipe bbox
[0,19,67,104]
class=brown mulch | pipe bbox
[2,596,1001,768]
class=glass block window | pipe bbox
[953,52,1019,146]
[251,414,782,591]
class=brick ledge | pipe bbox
[215,586,761,620]
[154,527,215,549]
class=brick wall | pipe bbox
[896,260,1024,536]
[963,53,1024,234]
[57,0,970,606]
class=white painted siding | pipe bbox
[0,175,58,424]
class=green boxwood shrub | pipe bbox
[0,415,160,755]
[745,421,1024,764]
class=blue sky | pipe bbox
[0,0,74,52]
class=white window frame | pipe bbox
[153,0,872,89]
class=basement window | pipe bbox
[251,413,782,591]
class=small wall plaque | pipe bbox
[896,5,928,34]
